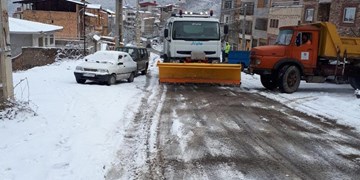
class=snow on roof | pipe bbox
[86,4,101,9]
[104,9,115,14]
[65,0,84,5]
[85,12,97,17]
[9,17,63,34]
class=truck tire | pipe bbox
[349,76,360,89]
[260,75,278,90]
[278,66,301,93]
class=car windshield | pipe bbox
[275,29,293,45]
[172,21,220,41]
[85,52,121,64]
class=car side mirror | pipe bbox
[118,62,124,65]
[164,29,169,38]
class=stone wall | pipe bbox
[12,47,59,71]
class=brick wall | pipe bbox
[23,10,79,40]
[329,0,360,37]
[268,7,303,35]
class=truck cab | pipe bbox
[162,12,223,63]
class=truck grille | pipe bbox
[177,51,216,55]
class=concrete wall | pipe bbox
[10,34,33,57]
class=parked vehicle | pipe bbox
[249,22,360,93]
[74,51,137,85]
[116,46,149,75]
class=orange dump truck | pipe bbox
[249,22,360,93]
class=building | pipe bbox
[220,0,242,50]
[267,0,303,44]
[9,17,63,57]
[12,0,111,41]
[302,0,360,37]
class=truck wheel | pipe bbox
[76,78,86,84]
[278,66,301,93]
[141,64,148,75]
[128,72,135,83]
[349,76,360,89]
[107,74,116,86]
[260,75,278,90]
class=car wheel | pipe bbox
[260,75,278,90]
[278,65,301,93]
[128,72,135,83]
[76,78,86,84]
[107,74,116,86]
[141,64,148,75]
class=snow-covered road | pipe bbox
[1,52,359,179]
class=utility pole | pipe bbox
[115,0,123,47]
[135,0,141,46]
[241,3,247,51]
[0,0,14,101]
[83,1,86,55]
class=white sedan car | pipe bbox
[74,51,137,85]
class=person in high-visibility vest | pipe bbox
[224,42,231,62]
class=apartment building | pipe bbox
[220,0,242,50]
[302,0,360,37]
[267,0,303,44]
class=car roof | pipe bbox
[94,50,130,56]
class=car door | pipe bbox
[138,49,146,70]
[116,54,128,80]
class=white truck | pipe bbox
[162,11,227,63]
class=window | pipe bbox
[50,35,54,45]
[255,18,268,31]
[269,19,279,28]
[257,0,269,8]
[224,0,232,9]
[343,7,356,23]
[38,37,44,47]
[224,15,230,23]
[305,8,314,22]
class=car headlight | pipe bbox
[97,69,109,73]
[76,66,84,71]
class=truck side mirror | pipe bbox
[224,25,229,35]
[164,29,169,38]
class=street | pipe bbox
[106,70,360,180]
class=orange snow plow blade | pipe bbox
[157,63,241,85]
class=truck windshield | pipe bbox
[172,21,220,41]
[275,29,293,45]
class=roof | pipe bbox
[86,4,101,9]
[140,2,158,7]
[9,17,63,34]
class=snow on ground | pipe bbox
[0,50,359,179]
[241,73,360,130]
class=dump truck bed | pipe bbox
[315,22,360,59]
